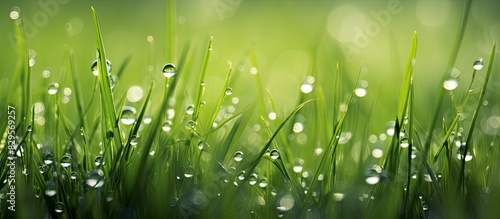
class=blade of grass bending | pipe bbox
[91,6,122,162]
[458,44,496,192]
[424,0,473,156]
[193,36,213,122]
[208,60,233,133]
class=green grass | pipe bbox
[1,2,500,219]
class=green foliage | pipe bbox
[1,3,500,219]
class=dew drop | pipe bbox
[225,87,233,96]
[94,155,104,166]
[248,173,258,185]
[10,8,20,20]
[184,166,194,178]
[55,202,64,213]
[443,79,459,91]
[60,154,72,168]
[186,104,195,115]
[120,106,137,125]
[237,171,246,180]
[473,58,484,70]
[86,169,104,188]
[130,135,139,146]
[355,88,367,97]
[162,63,176,78]
[400,137,410,148]
[293,158,304,173]
[186,120,196,131]
[233,151,244,162]
[301,84,313,94]
[91,59,112,76]
[197,140,205,150]
[45,181,57,196]
[365,165,383,185]
[457,144,473,161]
[386,121,395,136]
[71,171,77,180]
[44,153,54,165]
[276,194,295,212]
[47,82,59,95]
[162,120,173,132]
[270,149,280,160]
[258,177,268,188]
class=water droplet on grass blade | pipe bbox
[186,104,195,115]
[270,149,280,160]
[237,171,245,180]
[86,170,104,188]
[55,202,64,213]
[47,82,59,95]
[91,59,112,76]
[293,158,304,173]
[355,88,367,97]
[276,194,295,212]
[44,153,54,165]
[197,140,205,150]
[184,166,194,178]
[120,106,137,125]
[400,137,409,148]
[71,171,77,180]
[10,7,20,20]
[162,63,176,78]
[443,79,459,90]
[233,151,244,161]
[258,177,268,188]
[473,58,484,70]
[162,120,173,132]
[45,181,57,196]
[225,87,233,96]
[365,165,383,185]
[95,156,104,166]
[457,144,473,161]
[60,154,72,168]
[248,173,258,185]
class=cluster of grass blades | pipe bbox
[1,2,500,219]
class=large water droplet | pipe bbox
[186,104,195,115]
[355,88,367,97]
[400,137,410,148]
[293,158,304,173]
[197,140,205,150]
[457,144,473,161]
[225,87,233,96]
[120,106,137,125]
[248,173,258,185]
[162,63,177,78]
[162,120,173,132]
[47,82,59,95]
[237,171,246,180]
[443,79,459,90]
[365,165,383,185]
[45,181,57,196]
[55,202,64,213]
[184,166,194,178]
[60,154,72,168]
[44,153,54,165]
[94,155,104,166]
[473,58,484,70]
[270,149,280,160]
[258,177,268,188]
[86,170,104,188]
[233,151,244,162]
[91,59,112,76]
[276,194,295,212]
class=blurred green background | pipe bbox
[1,0,499,137]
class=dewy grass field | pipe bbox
[1,0,500,218]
